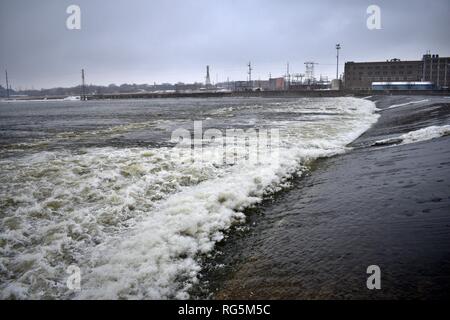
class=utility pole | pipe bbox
[445,60,449,89]
[247,61,252,89]
[81,69,86,101]
[286,62,290,89]
[336,43,341,79]
[5,70,10,99]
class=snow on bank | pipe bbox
[385,99,429,110]
[373,125,450,147]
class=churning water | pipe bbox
[0,97,378,299]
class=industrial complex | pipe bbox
[2,50,449,100]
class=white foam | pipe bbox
[374,125,450,146]
[386,99,429,110]
[0,97,379,299]
[63,96,81,101]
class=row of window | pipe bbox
[348,71,449,78]
[348,70,448,77]
[423,66,450,71]
[348,76,418,82]
[348,61,449,72]
[359,71,416,75]
[348,64,420,70]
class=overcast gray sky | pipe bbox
[1,0,449,89]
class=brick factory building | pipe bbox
[344,54,450,90]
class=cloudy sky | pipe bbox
[1,0,449,89]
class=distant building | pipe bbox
[344,54,450,90]
[234,81,253,91]
[254,80,271,91]
[331,79,342,91]
[344,58,422,90]
[174,82,202,92]
[268,77,285,91]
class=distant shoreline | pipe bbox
[2,90,449,102]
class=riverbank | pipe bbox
[202,95,450,299]
[3,89,450,101]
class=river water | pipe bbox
[0,97,378,299]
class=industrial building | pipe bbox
[344,54,449,91]
[268,77,285,91]
[232,78,285,91]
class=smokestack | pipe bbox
[205,65,211,86]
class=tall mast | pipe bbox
[5,70,10,99]
[81,68,86,100]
